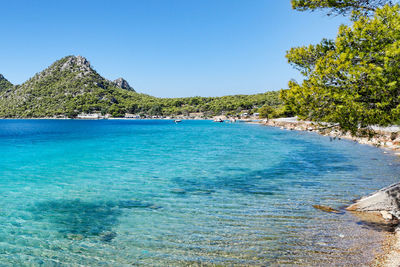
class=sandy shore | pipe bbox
[372,229,400,267]
[256,118,400,267]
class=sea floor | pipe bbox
[0,119,399,266]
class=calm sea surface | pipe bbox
[0,119,399,266]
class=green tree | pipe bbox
[258,105,276,120]
[283,4,400,133]
[291,0,392,16]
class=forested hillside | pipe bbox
[0,56,281,118]
[0,74,13,92]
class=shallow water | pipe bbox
[0,119,399,266]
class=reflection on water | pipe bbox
[0,119,398,266]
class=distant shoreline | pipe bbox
[0,117,262,122]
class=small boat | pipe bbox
[213,118,224,123]
[174,119,182,123]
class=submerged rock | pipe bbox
[66,233,84,240]
[170,188,186,194]
[100,231,117,242]
[313,204,341,213]
[347,182,400,220]
[117,200,152,209]
[149,204,162,210]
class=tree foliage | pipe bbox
[282,4,400,133]
[291,0,392,16]
[258,105,276,119]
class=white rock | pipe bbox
[381,210,393,220]
[347,182,400,218]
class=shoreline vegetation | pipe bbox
[0,116,262,121]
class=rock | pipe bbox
[391,132,398,141]
[313,204,341,213]
[66,233,84,240]
[113,78,135,91]
[170,188,186,194]
[100,231,117,242]
[347,182,400,219]
[61,55,91,72]
[75,55,90,67]
[118,200,152,208]
[381,210,394,220]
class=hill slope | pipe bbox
[0,56,282,118]
[0,56,144,117]
[0,74,13,92]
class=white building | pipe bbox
[77,113,101,119]
[125,113,140,119]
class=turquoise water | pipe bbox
[0,120,399,266]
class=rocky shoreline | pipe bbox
[258,118,400,266]
[261,117,400,153]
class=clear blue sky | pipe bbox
[0,0,347,97]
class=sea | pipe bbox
[0,119,399,266]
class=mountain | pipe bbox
[0,55,282,118]
[0,74,13,92]
[0,55,143,117]
[113,78,135,91]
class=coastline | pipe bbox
[256,118,400,267]
[259,117,400,153]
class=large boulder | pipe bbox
[347,182,400,219]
